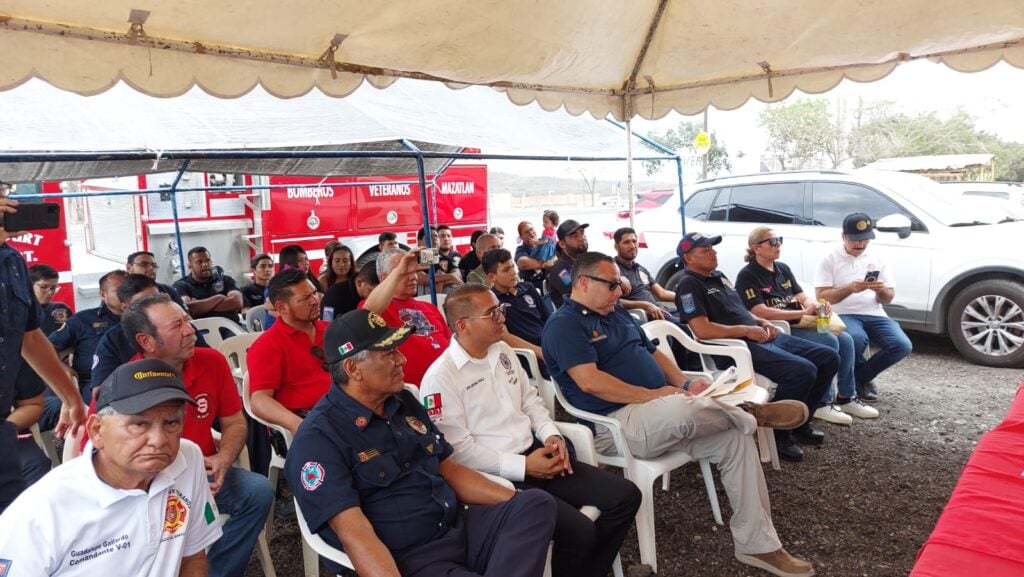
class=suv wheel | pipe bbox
[947,279,1024,368]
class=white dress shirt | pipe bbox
[420,338,561,481]
[814,243,895,316]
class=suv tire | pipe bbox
[947,279,1024,368]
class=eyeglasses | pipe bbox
[132,261,160,269]
[583,275,623,291]
[756,237,784,247]
[34,283,60,293]
[461,303,510,323]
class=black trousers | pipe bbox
[518,461,642,577]
[396,489,556,577]
[0,421,27,514]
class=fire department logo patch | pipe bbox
[52,308,68,323]
[354,416,368,428]
[406,416,428,434]
[680,293,696,314]
[302,462,325,491]
[163,491,189,538]
[213,280,224,293]
[558,269,571,285]
[523,294,535,307]
[499,353,513,371]
[193,393,210,420]
[0,558,11,577]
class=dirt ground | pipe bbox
[245,332,1023,577]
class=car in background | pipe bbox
[629,169,1024,368]
[616,189,676,219]
[940,181,1024,219]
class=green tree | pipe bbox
[643,120,731,177]
[758,99,846,169]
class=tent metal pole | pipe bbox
[401,139,437,303]
[168,160,191,281]
[605,118,687,235]
[0,150,673,164]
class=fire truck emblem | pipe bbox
[307,210,321,230]
[163,491,189,538]
[386,210,399,224]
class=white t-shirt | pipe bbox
[814,243,894,317]
[420,339,561,482]
[0,439,223,577]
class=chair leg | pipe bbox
[757,427,781,470]
[543,542,553,577]
[265,465,280,541]
[699,458,724,526]
[634,479,659,574]
[256,531,277,577]
[661,472,670,492]
[302,539,320,577]
[612,554,624,577]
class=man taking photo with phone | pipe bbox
[814,213,913,402]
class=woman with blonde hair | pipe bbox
[734,227,878,425]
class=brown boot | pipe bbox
[735,549,815,577]
[740,400,808,430]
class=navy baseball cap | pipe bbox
[677,232,722,257]
[324,309,413,364]
[556,219,589,241]
[843,213,875,241]
[96,359,196,414]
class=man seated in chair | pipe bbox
[121,294,274,577]
[613,227,679,323]
[286,309,557,577]
[421,284,641,577]
[248,268,332,437]
[542,251,815,577]
[0,359,221,576]
[675,232,839,463]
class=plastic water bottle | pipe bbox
[817,299,830,334]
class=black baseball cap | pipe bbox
[556,219,589,241]
[324,309,414,364]
[677,232,722,257]
[96,359,196,414]
[843,213,875,241]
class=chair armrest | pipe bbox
[555,422,598,467]
[768,320,791,335]
[293,497,355,569]
[479,471,516,490]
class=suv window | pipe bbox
[684,188,716,221]
[724,182,804,224]
[811,182,925,231]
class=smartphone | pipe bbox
[864,270,880,282]
[418,248,440,266]
[2,203,61,231]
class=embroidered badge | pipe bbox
[680,293,697,314]
[193,393,210,420]
[856,219,870,231]
[499,353,513,371]
[163,491,189,538]
[354,416,368,428]
[426,443,435,454]
[367,312,387,328]
[338,341,354,357]
[213,280,225,293]
[357,449,381,462]
[423,393,443,418]
[0,558,12,577]
[523,294,535,307]
[558,269,571,285]
[52,308,68,323]
[204,502,217,525]
[589,329,607,343]
[301,462,325,491]
[406,416,428,434]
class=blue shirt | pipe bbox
[90,325,137,390]
[48,303,120,384]
[493,282,548,346]
[541,298,664,416]
[285,386,458,558]
[0,243,41,419]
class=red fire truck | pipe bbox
[21,163,489,311]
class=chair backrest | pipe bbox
[293,497,355,570]
[511,348,555,415]
[191,317,247,350]
[244,305,267,332]
[540,374,635,471]
[627,308,648,324]
[241,371,294,447]
[218,332,261,377]
[414,293,447,320]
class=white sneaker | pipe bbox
[839,399,879,419]
[813,404,853,425]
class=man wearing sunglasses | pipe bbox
[421,284,641,577]
[675,232,839,463]
[543,251,815,577]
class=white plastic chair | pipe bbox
[244,305,268,332]
[415,293,447,320]
[515,349,686,574]
[31,423,61,467]
[642,320,780,470]
[192,316,248,350]
[627,308,648,324]
[241,372,291,543]
[218,333,261,392]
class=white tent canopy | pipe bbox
[2,0,1022,120]
[0,79,663,181]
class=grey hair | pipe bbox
[376,247,407,278]
[97,406,119,417]
[329,349,372,386]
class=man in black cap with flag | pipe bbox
[285,309,556,577]
[675,232,839,463]
[546,219,590,308]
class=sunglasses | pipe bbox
[756,236,784,247]
[461,303,510,323]
[583,275,624,291]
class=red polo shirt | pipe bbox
[247,319,331,411]
[360,297,452,386]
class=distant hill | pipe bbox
[489,172,676,197]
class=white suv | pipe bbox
[628,169,1024,368]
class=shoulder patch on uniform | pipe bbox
[0,558,11,577]
[423,393,443,419]
[680,293,696,314]
[558,268,571,285]
[301,462,325,491]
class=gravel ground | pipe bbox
[244,332,1023,577]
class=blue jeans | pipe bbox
[839,314,913,386]
[744,332,839,425]
[210,466,275,577]
[790,328,857,404]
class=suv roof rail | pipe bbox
[697,168,851,185]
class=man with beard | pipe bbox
[546,220,589,308]
[126,250,188,311]
[121,294,273,577]
[173,247,244,322]
[613,227,677,322]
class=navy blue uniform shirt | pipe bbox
[172,272,241,321]
[156,281,188,311]
[734,261,804,314]
[286,386,458,558]
[48,302,120,384]
[0,243,41,419]
[493,281,548,346]
[240,283,267,309]
[542,298,664,416]
[545,256,576,308]
[676,269,757,327]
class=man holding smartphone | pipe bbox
[814,213,913,402]
[0,183,85,513]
